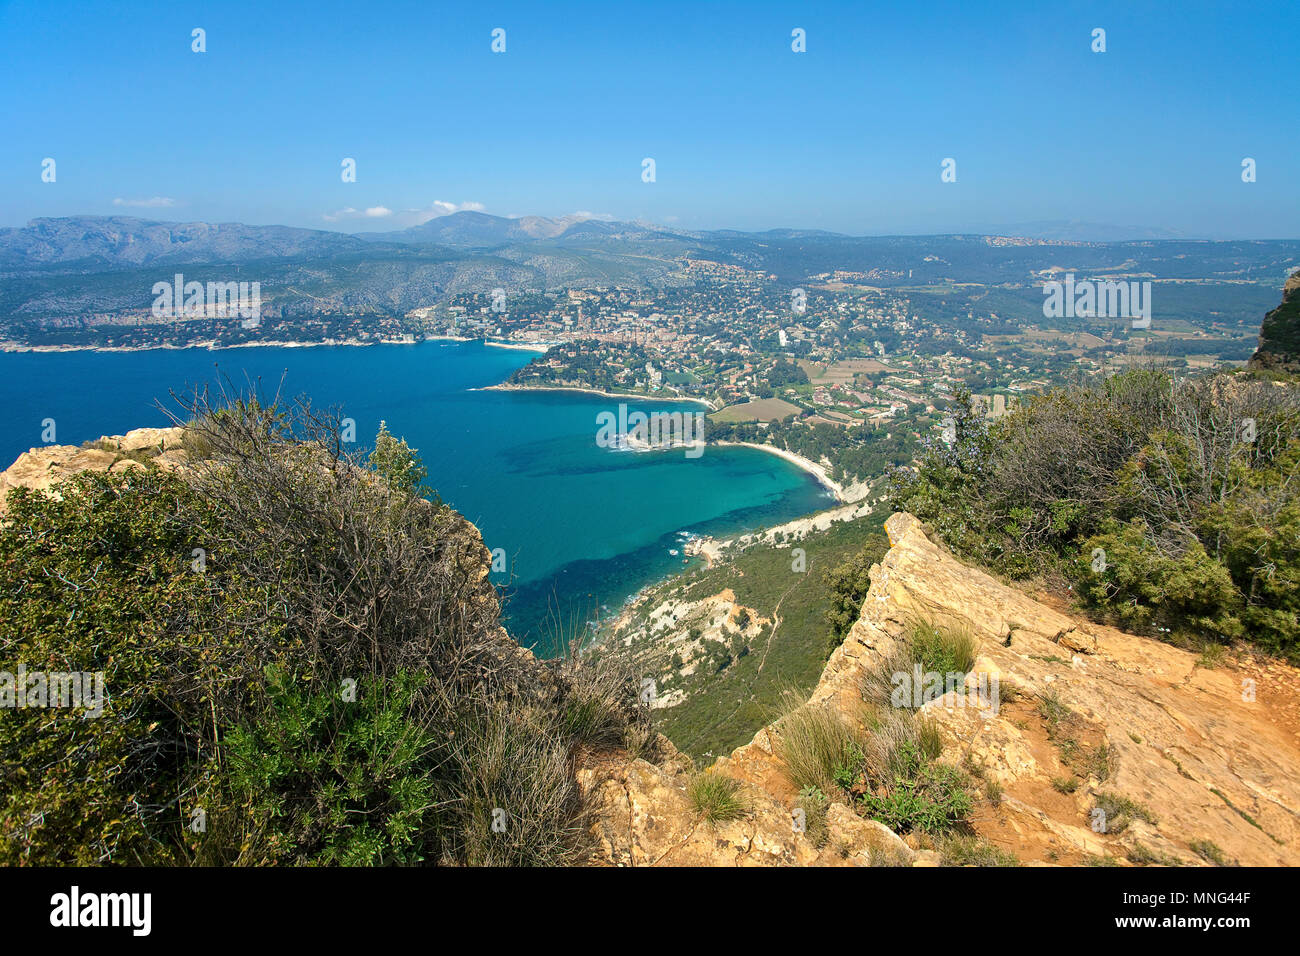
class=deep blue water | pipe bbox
[0,341,833,653]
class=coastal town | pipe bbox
[4,242,1263,491]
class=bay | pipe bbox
[0,341,834,653]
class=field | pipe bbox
[801,358,893,386]
[710,397,802,423]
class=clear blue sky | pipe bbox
[1,0,1294,237]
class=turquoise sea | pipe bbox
[0,341,833,654]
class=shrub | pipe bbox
[1189,839,1234,867]
[369,420,431,499]
[939,835,1020,867]
[859,741,973,834]
[795,786,830,848]
[862,619,977,709]
[823,533,889,653]
[890,370,1300,660]
[1092,793,1158,835]
[0,390,617,866]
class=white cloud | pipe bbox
[112,196,176,208]
[409,200,485,224]
[324,200,485,228]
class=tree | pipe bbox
[370,421,429,498]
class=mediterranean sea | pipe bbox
[0,341,834,654]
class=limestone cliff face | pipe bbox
[1250,270,1300,374]
[582,513,1300,866]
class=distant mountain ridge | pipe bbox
[362,211,671,247]
[2,215,1298,333]
[0,216,368,268]
[4,212,1296,271]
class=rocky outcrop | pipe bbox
[580,512,1300,866]
[1250,270,1300,375]
[0,427,188,514]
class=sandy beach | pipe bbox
[712,440,845,501]
[483,340,556,353]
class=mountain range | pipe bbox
[1,214,1297,328]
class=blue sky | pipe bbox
[1,0,1294,237]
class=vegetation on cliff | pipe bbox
[0,393,650,865]
[1249,270,1300,375]
[889,369,1299,660]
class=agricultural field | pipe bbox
[710,397,802,423]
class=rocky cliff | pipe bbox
[1250,270,1300,375]
[4,440,1298,866]
[580,513,1300,866]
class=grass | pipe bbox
[686,771,747,825]
[795,786,830,848]
[1190,839,1234,866]
[962,755,1002,805]
[1080,741,1116,782]
[1093,792,1159,834]
[773,700,863,794]
[862,618,978,709]
[939,835,1020,867]
[1195,642,1228,669]
[1037,686,1073,730]
[911,621,978,675]
[1127,842,1183,866]
[709,397,802,423]
[994,679,1024,705]
[1037,687,1113,781]
[1051,776,1080,794]
[1208,787,1279,841]
[1029,653,1070,665]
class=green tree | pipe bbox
[370,421,430,498]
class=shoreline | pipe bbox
[0,334,550,355]
[483,340,556,353]
[0,338,404,355]
[479,383,714,407]
[711,440,845,502]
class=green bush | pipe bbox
[774,701,863,795]
[1,395,638,866]
[822,533,889,653]
[859,741,972,834]
[890,371,1300,660]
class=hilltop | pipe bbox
[4,426,1296,866]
